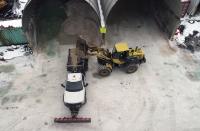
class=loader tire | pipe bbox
[126,64,138,74]
[98,65,111,77]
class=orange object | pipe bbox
[0,0,7,9]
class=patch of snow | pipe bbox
[193,52,200,60]
[12,0,28,16]
[0,19,22,28]
[175,14,200,45]
[0,45,31,60]
[181,15,200,36]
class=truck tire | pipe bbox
[98,65,111,77]
[126,64,138,74]
[83,92,87,105]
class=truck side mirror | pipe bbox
[61,84,65,88]
[84,83,88,87]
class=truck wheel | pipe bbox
[83,94,87,105]
[143,57,146,63]
[126,64,138,74]
[98,65,111,77]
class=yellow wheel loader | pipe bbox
[54,37,146,124]
[91,42,146,76]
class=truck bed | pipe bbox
[67,48,88,74]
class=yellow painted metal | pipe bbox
[105,63,112,70]
[114,42,129,52]
[112,58,125,65]
[100,27,107,34]
[128,48,145,58]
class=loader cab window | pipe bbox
[65,81,83,92]
[112,47,117,53]
[112,47,120,58]
[112,52,121,59]
[112,50,127,60]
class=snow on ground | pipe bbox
[175,14,200,44]
[12,0,28,17]
[0,19,22,28]
[0,45,31,60]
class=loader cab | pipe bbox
[112,43,129,64]
[128,47,145,58]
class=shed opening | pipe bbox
[107,0,181,40]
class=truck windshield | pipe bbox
[65,81,83,92]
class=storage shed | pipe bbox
[22,0,187,49]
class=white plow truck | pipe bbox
[54,37,91,123]
[63,73,86,116]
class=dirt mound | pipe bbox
[58,0,102,47]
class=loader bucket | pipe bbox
[54,117,91,123]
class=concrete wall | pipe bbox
[187,0,200,15]
[85,0,99,16]
[101,0,117,19]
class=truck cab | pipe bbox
[63,73,86,106]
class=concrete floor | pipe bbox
[1,8,200,131]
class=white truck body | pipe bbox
[63,73,85,104]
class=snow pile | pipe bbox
[0,19,22,28]
[0,0,29,28]
[0,0,28,20]
[12,0,28,17]
[174,14,200,52]
[0,45,32,60]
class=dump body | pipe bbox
[67,47,88,74]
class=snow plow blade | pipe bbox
[54,117,91,123]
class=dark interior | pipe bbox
[107,0,181,39]
[196,3,200,15]
[23,0,101,50]
[107,0,151,22]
